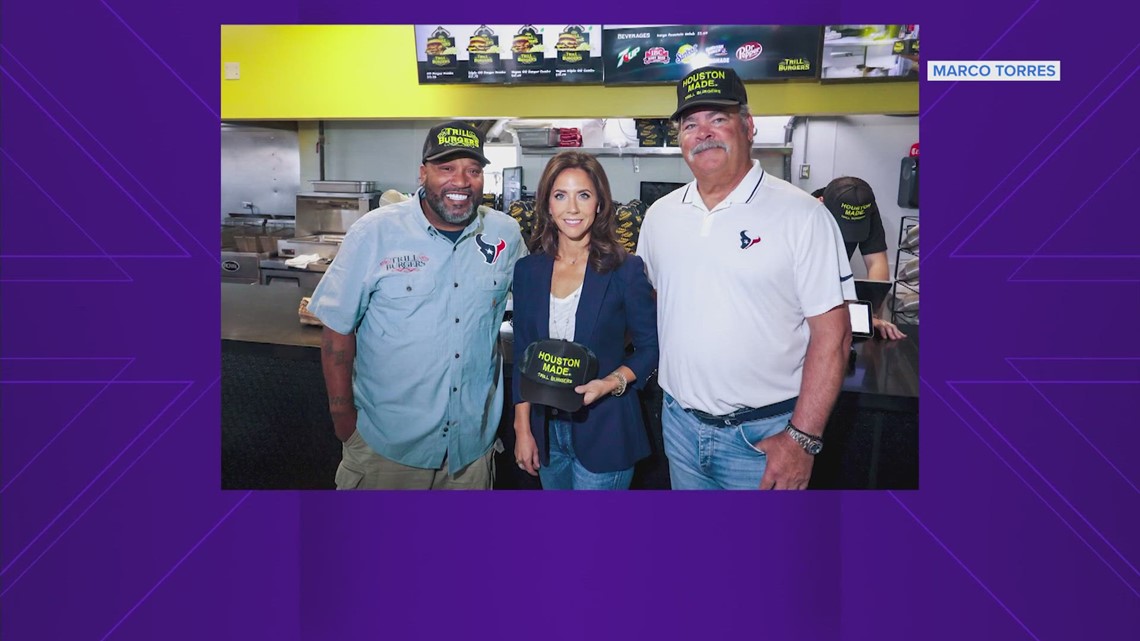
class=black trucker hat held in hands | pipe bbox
[422,121,490,165]
[519,339,600,413]
[671,66,749,120]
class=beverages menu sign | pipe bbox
[415,25,604,85]
[602,25,822,84]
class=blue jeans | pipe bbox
[662,392,791,490]
[539,420,634,490]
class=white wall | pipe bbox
[299,120,440,193]
[300,120,521,197]
[789,115,919,276]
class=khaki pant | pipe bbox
[334,430,495,490]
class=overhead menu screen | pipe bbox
[415,25,603,85]
[602,25,821,85]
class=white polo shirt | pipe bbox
[636,161,854,415]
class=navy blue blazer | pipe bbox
[511,252,659,473]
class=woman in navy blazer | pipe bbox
[512,151,658,490]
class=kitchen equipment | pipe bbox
[294,191,381,237]
[260,267,325,289]
[898,256,919,282]
[515,127,559,148]
[901,222,919,249]
[282,190,381,259]
[221,250,265,284]
[224,216,294,252]
[310,180,378,193]
[276,234,346,259]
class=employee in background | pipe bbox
[637,67,852,490]
[307,121,527,490]
[815,177,907,340]
[511,151,658,490]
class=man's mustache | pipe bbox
[689,140,729,158]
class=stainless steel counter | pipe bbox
[222,280,918,411]
[221,283,918,488]
[221,283,322,358]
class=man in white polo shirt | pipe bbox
[636,67,853,490]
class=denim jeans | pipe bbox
[539,420,634,490]
[661,392,791,490]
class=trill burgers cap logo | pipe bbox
[422,121,490,165]
[519,339,599,412]
[671,66,749,120]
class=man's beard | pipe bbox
[424,185,479,226]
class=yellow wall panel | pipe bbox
[221,25,918,120]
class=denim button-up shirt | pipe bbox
[308,194,526,472]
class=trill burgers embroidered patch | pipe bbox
[519,339,599,412]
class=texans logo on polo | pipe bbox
[475,233,506,264]
[739,230,761,249]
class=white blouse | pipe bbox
[548,283,583,341]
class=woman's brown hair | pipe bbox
[529,151,627,274]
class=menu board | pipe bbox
[602,25,822,85]
[415,25,604,85]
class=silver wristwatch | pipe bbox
[784,422,823,455]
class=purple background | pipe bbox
[2,2,1138,639]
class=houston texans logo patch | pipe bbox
[739,230,762,249]
[475,233,507,264]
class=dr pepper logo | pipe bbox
[736,42,763,61]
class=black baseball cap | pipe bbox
[422,121,490,165]
[671,66,749,121]
[823,177,877,243]
[519,339,599,412]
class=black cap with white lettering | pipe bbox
[671,66,749,120]
[519,339,599,412]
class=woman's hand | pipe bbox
[514,427,541,476]
[575,378,618,406]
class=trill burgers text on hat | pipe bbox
[822,176,877,245]
[519,339,599,413]
[423,121,490,165]
[671,66,749,121]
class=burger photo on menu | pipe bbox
[511,25,543,66]
[424,26,457,68]
[467,25,500,67]
[555,25,590,65]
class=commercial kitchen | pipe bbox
[220,25,920,489]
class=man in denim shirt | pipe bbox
[308,122,526,489]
